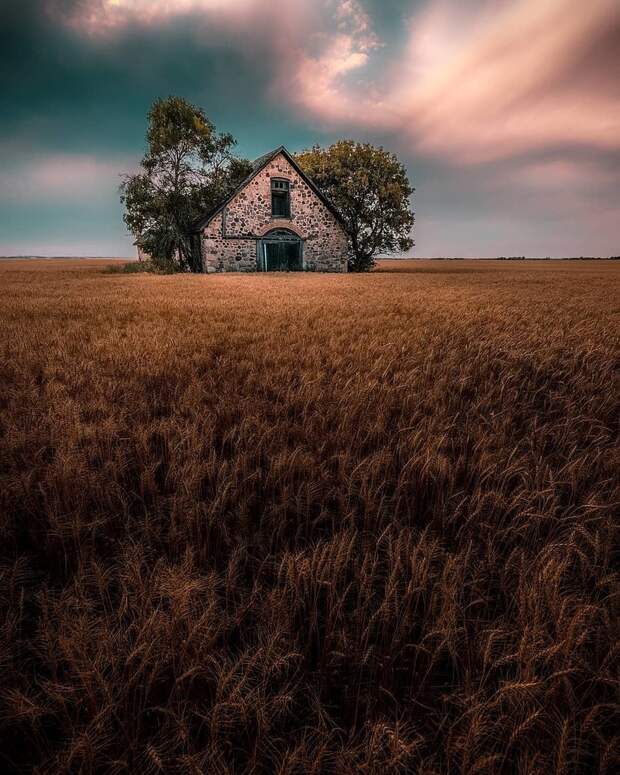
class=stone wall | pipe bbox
[201,152,348,273]
[201,214,257,272]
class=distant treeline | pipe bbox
[408,256,620,261]
[496,256,620,261]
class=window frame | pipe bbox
[271,177,291,219]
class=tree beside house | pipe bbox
[122,98,414,273]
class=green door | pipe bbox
[262,233,303,271]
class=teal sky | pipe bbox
[1,0,619,257]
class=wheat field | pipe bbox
[1,259,619,774]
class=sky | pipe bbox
[1,0,619,257]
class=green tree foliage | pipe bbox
[121,97,252,272]
[296,141,415,272]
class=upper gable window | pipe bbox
[271,178,291,218]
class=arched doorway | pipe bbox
[259,229,303,271]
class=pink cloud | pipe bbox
[56,0,262,35]
[0,153,136,203]
[392,0,620,162]
[55,0,620,166]
[268,0,619,165]
[263,0,382,126]
[508,159,619,190]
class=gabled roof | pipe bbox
[191,146,345,232]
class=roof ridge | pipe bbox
[251,146,284,169]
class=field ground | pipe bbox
[1,259,619,773]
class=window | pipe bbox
[271,178,291,218]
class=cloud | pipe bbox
[0,153,136,203]
[275,0,381,122]
[507,158,619,191]
[5,0,618,257]
[53,0,261,34]
[397,0,620,162]
[283,0,620,163]
[0,148,137,257]
[50,0,382,128]
[61,0,619,163]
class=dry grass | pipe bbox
[1,258,619,774]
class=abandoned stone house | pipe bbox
[190,147,348,273]
[134,147,348,272]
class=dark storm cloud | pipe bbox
[0,0,330,254]
[1,0,282,155]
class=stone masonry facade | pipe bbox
[200,152,348,272]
